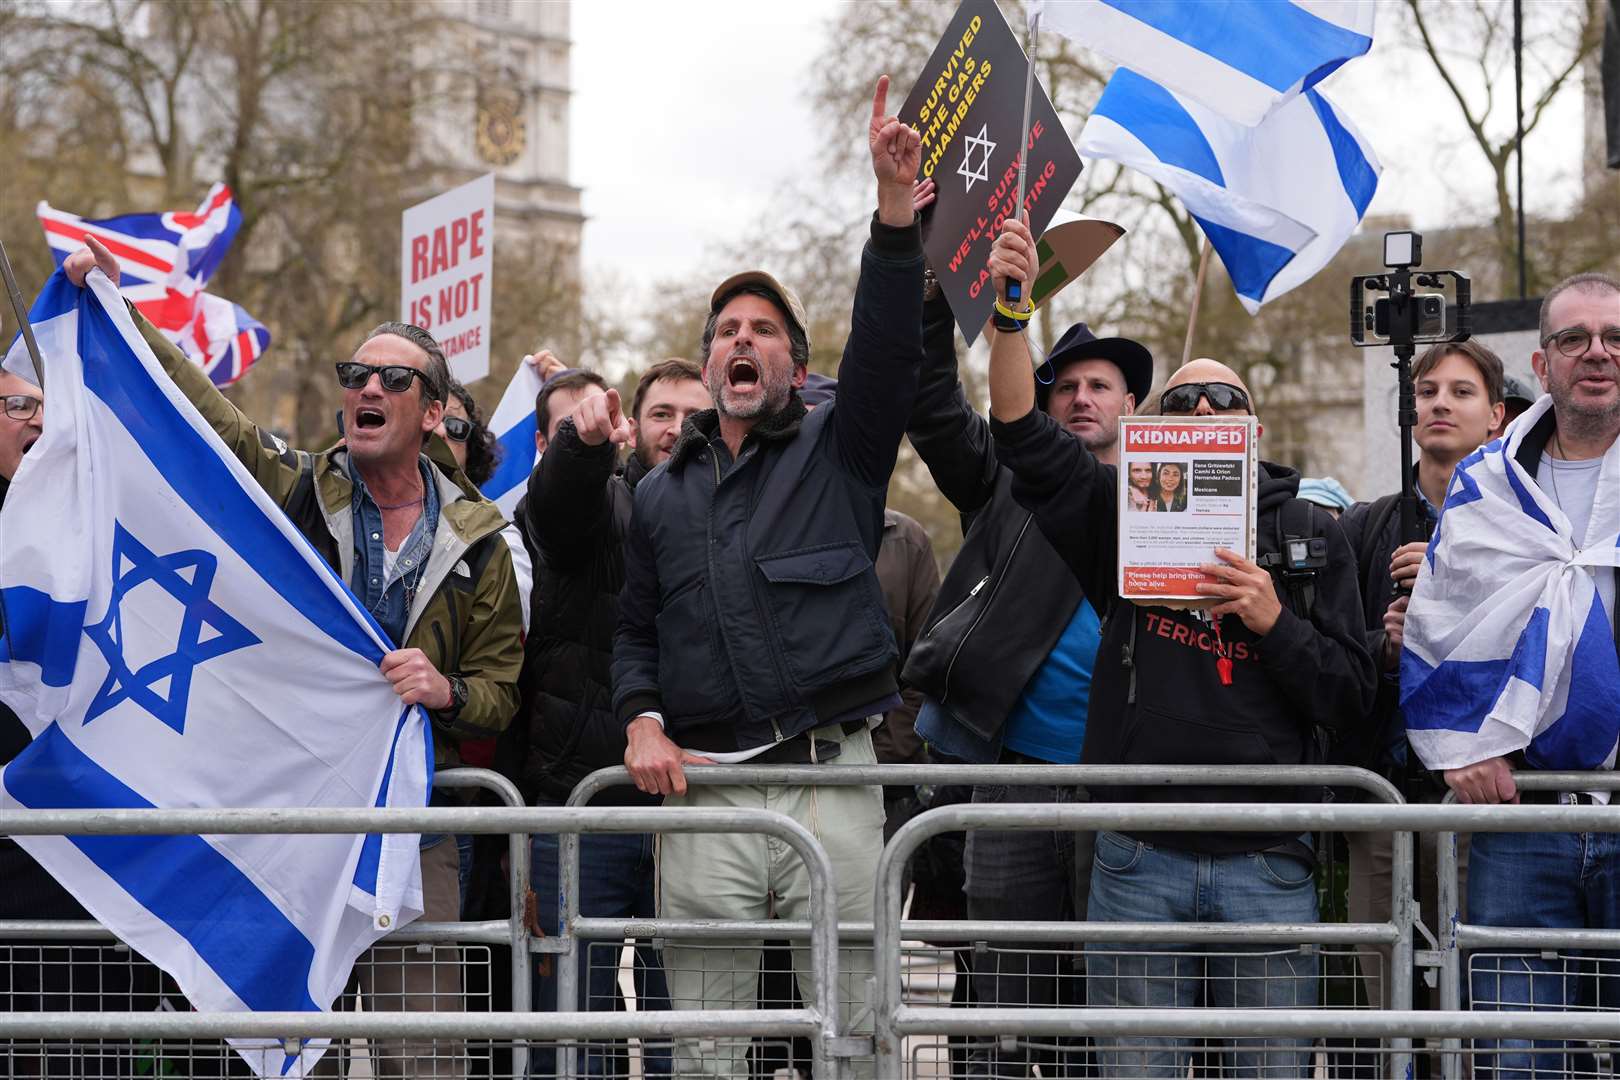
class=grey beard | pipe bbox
[1551,376,1620,443]
[707,365,792,421]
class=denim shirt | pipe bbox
[349,459,441,649]
[349,458,444,847]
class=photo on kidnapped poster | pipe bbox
[1117,415,1258,607]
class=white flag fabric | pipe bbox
[480,359,544,519]
[0,270,431,1077]
[1032,0,1375,127]
[1079,68,1380,313]
[1402,395,1620,772]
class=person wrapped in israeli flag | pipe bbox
[1401,393,1620,774]
[0,267,431,1077]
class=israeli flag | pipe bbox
[480,359,543,518]
[1403,395,1620,773]
[1079,68,1380,313]
[1034,0,1375,127]
[0,270,431,1077]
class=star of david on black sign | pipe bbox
[897,0,1082,346]
[82,522,260,734]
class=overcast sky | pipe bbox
[571,0,1593,294]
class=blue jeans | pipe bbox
[1468,828,1620,1079]
[529,830,671,1079]
[1085,831,1320,1078]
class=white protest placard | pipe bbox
[402,173,494,382]
[1117,415,1258,605]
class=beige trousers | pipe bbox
[657,724,884,1079]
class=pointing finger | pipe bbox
[871,75,890,123]
[604,387,623,424]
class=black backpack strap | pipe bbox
[1263,497,1323,619]
[1354,493,1400,601]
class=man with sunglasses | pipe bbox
[64,237,522,1080]
[902,267,1151,1076]
[1403,272,1620,1078]
[981,219,1374,1077]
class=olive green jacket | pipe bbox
[131,310,523,766]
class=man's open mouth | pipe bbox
[356,407,387,430]
[727,357,760,390]
[20,436,36,456]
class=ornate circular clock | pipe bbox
[476,78,525,166]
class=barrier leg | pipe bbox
[1391,827,1415,1079]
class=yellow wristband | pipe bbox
[994,298,1034,321]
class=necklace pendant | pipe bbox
[1216,656,1234,686]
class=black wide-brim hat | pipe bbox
[1034,322,1155,410]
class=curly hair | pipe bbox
[446,379,501,487]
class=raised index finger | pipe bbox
[871,75,890,122]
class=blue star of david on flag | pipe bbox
[81,521,259,733]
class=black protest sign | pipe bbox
[899,0,1082,345]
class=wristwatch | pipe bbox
[440,674,469,716]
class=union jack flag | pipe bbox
[38,185,271,386]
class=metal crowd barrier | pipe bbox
[0,766,535,1076]
[1436,771,1620,1080]
[565,762,1409,1077]
[0,796,844,1077]
[5,762,1620,1078]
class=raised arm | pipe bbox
[65,238,310,506]
[983,220,1118,599]
[907,286,1000,516]
[526,390,630,572]
[829,75,925,490]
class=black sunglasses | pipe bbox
[440,416,472,442]
[334,361,435,395]
[3,394,41,421]
[1160,381,1251,414]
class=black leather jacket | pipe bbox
[901,294,1089,745]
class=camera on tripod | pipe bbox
[1348,231,1471,349]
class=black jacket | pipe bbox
[991,408,1377,853]
[511,422,655,807]
[902,293,1088,745]
[612,215,925,752]
[1338,470,1437,778]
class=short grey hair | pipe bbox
[1539,272,1620,343]
[360,322,449,403]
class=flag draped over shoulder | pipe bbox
[1033,0,1375,126]
[1402,395,1620,772]
[38,184,270,386]
[0,270,430,1077]
[1078,69,1380,313]
[480,359,544,518]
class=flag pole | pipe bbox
[0,238,45,391]
[1007,9,1042,308]
[1181,235,1213,366]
